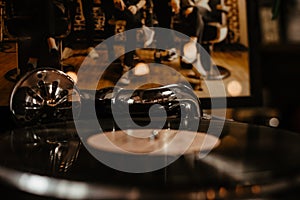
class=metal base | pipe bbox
[4,67,19,82]
[206,65,230,80]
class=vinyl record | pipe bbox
[0,119,299,199]
[87,129,220,155]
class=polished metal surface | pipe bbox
[10,68,81,125]
[94,84,203,119]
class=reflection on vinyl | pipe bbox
[87,129,220,155]
[0,119,299,199]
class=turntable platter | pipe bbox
[0,119,299,199]
[87,129,220,155]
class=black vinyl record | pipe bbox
[0,118,299,199]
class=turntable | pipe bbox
[1,119,300,199]
[1,69,300,199]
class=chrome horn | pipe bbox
[112,83,203,119]
[10,68,81,125]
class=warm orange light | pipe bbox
[66,71,78,84]
[206,189,216,200]
[183,41,197,61]
[133,62,150,76]
[227,80,242,96]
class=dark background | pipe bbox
[255,0,300,133]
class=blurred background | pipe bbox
[236,0,300,133]
[1,0,300,134]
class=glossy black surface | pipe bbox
[0,118,299,199]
